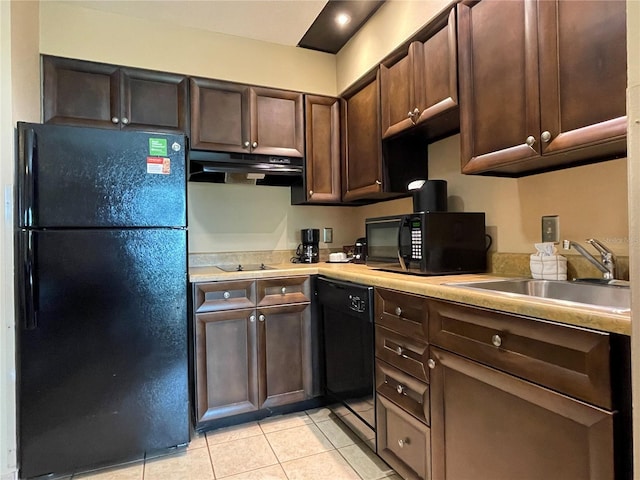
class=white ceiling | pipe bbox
[65,0,330,47]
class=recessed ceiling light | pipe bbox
[335,12,351,27]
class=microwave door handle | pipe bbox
[397,219,408,271]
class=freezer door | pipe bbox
[17,228,189,479]
[17,122,186,228]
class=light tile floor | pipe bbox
[68,408,400,480]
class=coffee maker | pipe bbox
[296,228,320,263]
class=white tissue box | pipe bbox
[530,254,567,280]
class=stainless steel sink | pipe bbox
[447,278,630,312]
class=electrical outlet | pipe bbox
[541,215,560,243]
[323,227,333,243]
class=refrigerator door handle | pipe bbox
[19,127,36,227]
[20,231,38,330]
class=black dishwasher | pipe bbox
[316,276,376,448]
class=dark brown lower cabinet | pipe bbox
[194,303,312,426]
[429,346,615,480]
[377,394,431,480]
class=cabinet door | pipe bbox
[189,78,251,152]
[377,394,431,480]
[194,309,259,424]
[414,9,459,132]
[304,95,342,203]
[251,87,304,157]
[342,75,383,201]
[430,347,615,480]
[380,48,417,139]
[458,0,541,174]
[120,68,188,133]
[258,304,312,409]
[537,0,626,156]
[42,56,120,129]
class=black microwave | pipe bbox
[365,212,487,275]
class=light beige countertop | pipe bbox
[189,263,631,336]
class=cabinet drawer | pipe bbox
[428,299,612,409]
[193,280,256,313]
[376,325,429,383]
[375,288,429,342]
[376,360,430,426]
[377,394,431,480]
[257,276,310,306]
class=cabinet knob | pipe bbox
[259,314,265,322]
[541,130,552,142]
[244,141,250,148]
[396,384,405,395]
[252,141,258,148]
[121,117,129,125]
[281,287,287,294]
[309,190,313,196]
[375,180,382,185]
[223,291,231,299]
[394,306,402,316]
[111,117,119,124]
[396,346,404,356]
[492,334,502,347]
[249,315,256,323]
[427,358,436,369]
[413,107,420,115]
[407,111,414,118]
[398,438,409,448]
[525,135,536,146]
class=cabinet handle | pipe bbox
[541,130,552,142]
[427,358,436,369]
[121,117,129,125]
[396,384,405,395]
[492,334,502,347]
[398,438,409,448]
[396,346,404,356]
[250,315,256,323]
[223,291,231,299]
[111,117,119,124]
[525,135,536,146]
[281,287,287,294]
[259,314,265,322]
[252,141,258,148]
[244,141,250,148]
[394,306,402,316]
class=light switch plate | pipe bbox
[541,215,560,243]
[323,227,333,243]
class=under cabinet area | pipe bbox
[192,276,314,430]
[42,55,188,133]
[458,0,626,176]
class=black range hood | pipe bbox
[188,150,303,186]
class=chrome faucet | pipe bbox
[562,239,617,280]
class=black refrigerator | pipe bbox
[15,122,190,479]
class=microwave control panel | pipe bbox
[410,217,422,260]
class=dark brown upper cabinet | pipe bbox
[42,55,188,133]
[298,95,342,204]
[190,78,304,157]
[342,72,429,203]
[380,7,459,141]
[458,0,627,177]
